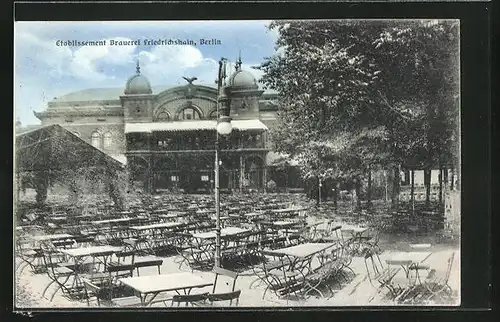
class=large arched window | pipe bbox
[91,131,101,149]
[178,106,202,120]
[103,132,113,149]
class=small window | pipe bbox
[178,107,201,120]
[201,175,209,182]
[171,175,179,182]
[72,131,80,137]
[103,132,113,149]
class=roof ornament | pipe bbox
[183,77,198,98]
[182,76,198,85]
[136,59,141,74]
[235,50,242,71]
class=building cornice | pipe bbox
[34,109,124,119]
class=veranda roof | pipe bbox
[124,120,268,134]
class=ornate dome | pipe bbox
[124,61,152,95]
[230,70,258,88]
[228,55,258,89]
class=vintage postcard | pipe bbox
[14,19,460,308]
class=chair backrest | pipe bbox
[364,250,384,285]
[81,278,102,306]
[259,238,274,248]
[115,249,136,264]
[213,267,238,293]
[73,235,95,247]
[208,290,241,306]
[443,251,455,282]
[107,263,135,273]
[40,246,63,274]
[82,278,101,293]
[171,292,209,307]
[52,239,76,249]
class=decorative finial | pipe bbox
[235,50,242,71]
[136,59,141,74]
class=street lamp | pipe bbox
[214,58,232,268]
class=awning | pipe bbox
[125,120,268,134]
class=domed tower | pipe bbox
[120,60,155,122]
[226,54,264,119]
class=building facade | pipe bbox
[33,58,299,194]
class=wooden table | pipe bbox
[60,245,123,258]
[129,222,183,232]
[93,218,132,226]
[119,272,213,306]
[263,242,340,288]
[192,227,249,240]
[385,251,432,281]
[32,233,73,242]
[196,209,216,214]
[272,208,300,214]
[265,242,338,259]
[48,216,67,222]
[244,212,264,219]
[59,245,123,296]
[158,212,187,220]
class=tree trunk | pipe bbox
[367,168,372,207]
[450,168,454,190]
[68,179,79,206]
[425,168,431,206]
[410,169,415,206]
[16,173,20,205]
[108,172,124,211]
[34,171,49,207]
[355,178,362,210]
[438,168,443,205]
[285,170,288,192]
[316,178,320,206]
[391,166,400,209]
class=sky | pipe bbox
[14,21,279,125]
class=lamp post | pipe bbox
[318,177,322,206]
[214,58,232,268]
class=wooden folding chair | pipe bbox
[171,293,209,307]
[40,247,79,301]
[208,290,241,306]
[209,267,241,306]
[364,250,402,302]
[419,251,456,303]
